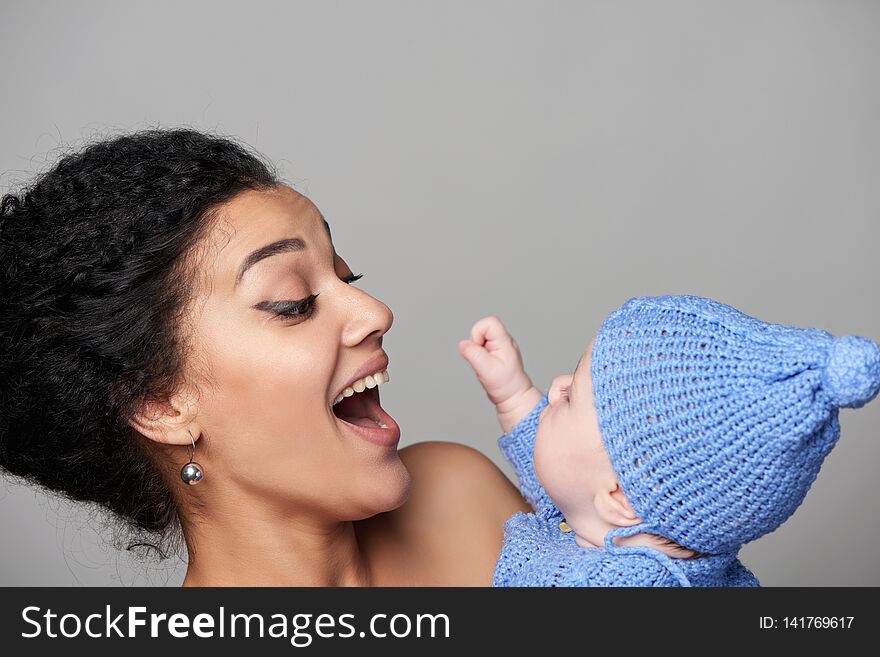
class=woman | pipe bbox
[0,128,530,586]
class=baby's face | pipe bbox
[534,337,617,546]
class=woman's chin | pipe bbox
[352,458,412,519]
[376,458,413,511]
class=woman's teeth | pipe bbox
[332,370,390,405]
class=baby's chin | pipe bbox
[574,533,600,549]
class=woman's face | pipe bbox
[181,184,410,521]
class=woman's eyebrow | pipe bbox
[235,237,306,287]
[234,216,333,288]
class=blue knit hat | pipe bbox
[590,295,880,555]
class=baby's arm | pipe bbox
[457,316,543,433]
[496,394,554,513]
[459,317,555,513]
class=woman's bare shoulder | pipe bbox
[397,440,530,519]
[375,441,531,585]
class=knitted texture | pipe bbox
[492,396,759,587]
[591,295,880,554]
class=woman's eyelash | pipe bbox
[268,294,319,319]
[264,273,364,320]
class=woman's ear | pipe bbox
[594,480,641,527]
[127,386,200,447]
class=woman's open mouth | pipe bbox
[331,370,400,447]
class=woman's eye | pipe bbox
[262,294,319,321]
[260,274,363,322]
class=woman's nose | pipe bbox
[547,374,574,407]
[341,287,394,348]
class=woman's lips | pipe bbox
[333,386,400,447]
[335,410,401,447]
[331,352,390,404]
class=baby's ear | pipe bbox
[594,481,641,527]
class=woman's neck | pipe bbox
[180,497,373,586]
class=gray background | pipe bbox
[1,0,878,586]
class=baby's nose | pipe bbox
[548,374,574,406]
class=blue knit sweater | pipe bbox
[491,395,760,587]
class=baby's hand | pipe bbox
[458,316,544,433]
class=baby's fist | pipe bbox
[458,316,533,409]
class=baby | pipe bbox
[459,295,880,586]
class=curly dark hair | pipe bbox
[0,127,279,552]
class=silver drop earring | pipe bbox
[180,429,203,485]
